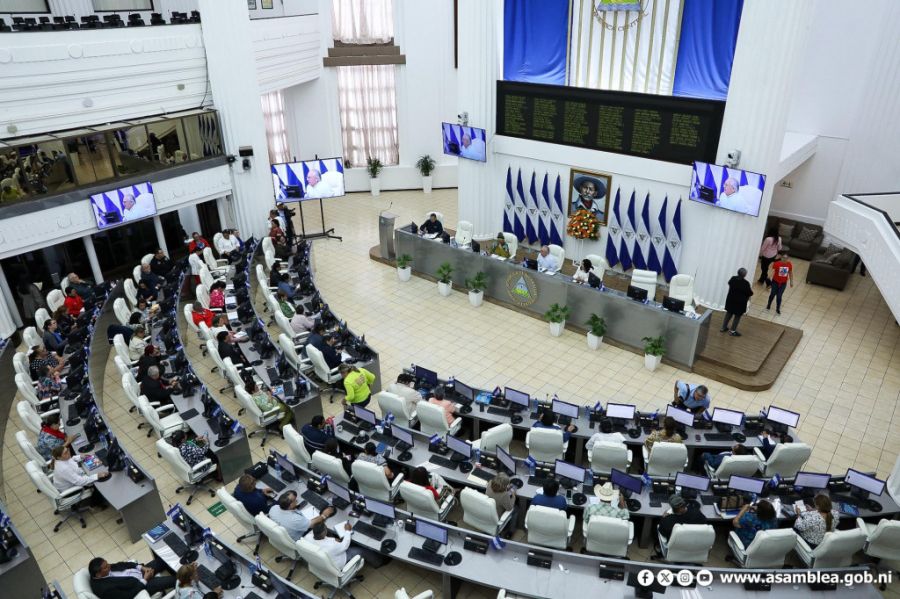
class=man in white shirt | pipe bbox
[215,229,241,257]
[585,430,627,452]
[458,132,486,161]
[386,373,423,418]
[268,490,334,541]
[717,178,761,215]
[50,445,110,492]
[306,521,363,569]
[304,169,335,199]
[290,310,318,335]
[121,193,155,222]
[536,246,559,272]
[188,248,204,284]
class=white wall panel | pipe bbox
[251,14,321,94]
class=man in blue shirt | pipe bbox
[277,273,298,301]
[268,490,335,541]
[531,479,567,511]
[301,415,333,453]
[233,474,274,516]
[532,410,576,442]
[673,380,711,414]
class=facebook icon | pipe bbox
[637,569,655,587]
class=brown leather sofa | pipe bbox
[767,217,824,260]
[806,247,855,290]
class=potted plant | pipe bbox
[544,303,570,337]
[436,262,453,296]
[642,335,665,371]
[415,154,436,194]
[586,314,606,350]
[396,254,412,282]
[465,271,487,307]
[366,156,383,196]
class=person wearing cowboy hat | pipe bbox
[490,232,511,259]
[571,174,608,218]
[584,482,630,523]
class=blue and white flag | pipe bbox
[230,419,243,435]
[769,474,782,489]
[551,175,564,246]
[202,527,213,540]
[0,513,9,528]
[662,199,682,281]
[503,167,515,236]
[652,196,669,277]
[429,434,442,446]
[619,191,634,271]
[703,410,712,421]
[166,503,183,519]
[650,409,659,420]
[605,188,622,267]
[490,536,507,551]
[593,401,602,412]
[641,472,652,489]
[539,173,553,247]
[320,473,332,485]
[637,193,653,272]
[384,412,395,425]
[514,169,527,242]
[524,455,537,469]
[526,171,539,244]
[627,192,646,270]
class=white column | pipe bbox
[179,204,202,239]
[216,196,230,230]
[0,263,22,334]
[456,0,504,240]
[153,216,168,254]
[198,0,275,238]
[680,0,814,309]
[82,235,104,284]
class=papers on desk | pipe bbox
[423,233,439,240]
[330,520,351,536]
[466,473,488,488]
[341,350,352,362]
[300,504,320,519]
[491,254,506,261]
[758,435,777,445]
[227,311,239,321]
[225,283,234,291]
[587,496,600,506]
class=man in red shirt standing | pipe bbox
[766,253,793,315]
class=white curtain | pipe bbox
[337,65,399,167]
[261,91,290,165]
[332,0,394,44]
[568,0,682,95]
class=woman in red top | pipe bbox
[409,466,440,500]
[187,231,211,253]
[63,287,83,316]
[208,281,226,310]
[766,253,793,315]
[190,301,214,327]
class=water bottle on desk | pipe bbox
[473,448,481,466]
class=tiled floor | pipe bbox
[3,187,898,598]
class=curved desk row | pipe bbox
[0,497,48,597]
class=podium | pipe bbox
[379,212,397,260]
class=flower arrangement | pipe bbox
[566,209,601,240]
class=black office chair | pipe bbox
[64,16,79,29]
[127,13,145,26]
[0,18,11,33]
[189,10,201,22]
[150,12,165,25]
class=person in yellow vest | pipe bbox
[340,363,376,409]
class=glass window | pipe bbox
[146,120,187,166]
[110,125,157,176]
[67,133,114,186]
[3,0,50,13]
[181,113,223,159]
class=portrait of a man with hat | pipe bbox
[569,168,612,224]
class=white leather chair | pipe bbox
[278,333,312,376]
[17,401,55,435]
[199,264,224,290]
[424,211,444,223]
[182,304,207,355]
[460,487,514,535]
[123,279,138,307]
[399,481,455,522]
[196,285,215,310]
[642,442,689,477]
[16,430,50,471]
[213,232,224,253]
[583,515,634,558]
[140,253,154,266]
[502,232,518,259]
[138,395,186,439]
[113,297,132,326]
[705,455,761,480]
[264,291,281,319]
[113,334,137,366]
[473,423,513,455]
[297,537,365,598]
[416,400,461,438]
[156,438,216,505]
[754,443,811,478]
[261,236,275,255]
[275,310,308,344]
[132,264,143,284]
[583,254,609,280]
[223,357,249,397]
[256,264,277,293]
[123,374,152,426]
[658,524,715,564]
[235,386,281,447]
[13,352,33,381]
[547,244,565,268]
[203,246,228,275]
[283,424,313,468]
[525,505,575,550]
[668,274,696,312]
[264,248,281,272]
[311,451,351,486]
[73,568,168,599]
[589,441,633,475]
[255,514,303,579]
[858,518,900,588]
[351,460,404,502]
[307,344,344,402]
[47,289,65,312]
[15,373,57,413]
[26,460,93,532]
[395,590,433,599]
[525,428,566,463]
[630,269,658,298]
[795,528,866,568]
[727,528,796,568]
[455,220,474,246]
[23,326,42,348]
[375,391,417,428]
[205,340,232,389]
[115,355,138,383]
[35,307,51,332]
[216,487,261,554]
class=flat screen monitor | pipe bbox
[666,405,695,428]
[391,425,413,447]
[329,481,351,503]
[208,539,231,565]
[551,398,580,419]
[364,497,396,521]
[794,472,831,490]
[504,387,530,408]
[90,182,157,229]
[414,365,438,387]
[445,435,471,459]
[554,460,586,484]
[728,475,765,495]
[415,519,448,545]
[271,158,345,203]
[689,161,766,217]
[274,452,296,479]
[610,468,643,495]
[626,285,648,301]
[496,446,516,475]
[766,405,800,428]
[675,472,710,492]
[454,380,474,401]
[441,122,487,162]
[711,408,744,427]
[845,469,886,496]
[353,405,377,426]
[606,403,635,421]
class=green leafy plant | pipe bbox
[366,156,383,179]
[396,254,412,269]
[436,262,453,284]
[642,336,666,357]
[465,271,487,293]
[587,314,607,337]
[415,155,436,177]
[544,303,570,324]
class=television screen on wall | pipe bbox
[442,123,487,162]
[689,161,766,217]
[89,182,157,229]
[271,157,345,203]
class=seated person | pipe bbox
[658,495,707,543]
[50,445,110,492]
[52,306,76,337]
[28,345,65,380]
[306,521,363,569]
[169,429,209,469]
[408,466,450,502]
[532,410,576,443]
[66,273,96,303]
[273,234,292,260]
[150,248,174,278]
[757,429,787,460]
[793,494,839,549]
[490,233,511,258]
[536,245,559,273]
[208,281,226,310]
[290,309,317,334]
[132,297,160,324]
[36,364,62,399]
[486,472,517,517]
[427,387,457,426]
[191,301,214,328]
[140,365,177,408]
[387,373,422,416]
[215,229,241,257]
[188,232,210,253]
[217,330,248,366]
[137,279,158,303]
[245,379,293,428]
[128,326,149,361]
[277,290,295,319]
[584,429,626,452]
[644,416,683,452]
[310,331,342,370]
[419,213,444,236]
[672,380,711,414]
[322,437,354,476]
[175,563,221,598]
[233,473,275,516]
[88,556,176,599]
[42,318,67,354]
[37,413,74,460]
[64,286,84,316]
[731,499,777,548]
[277,272,297,301]
[268,490,335,541]
[572,258,595,284]
[531,479,567,511]
[137,345,175,383]
[702,443,749,471]
[140,263,162,291]
[585,482,630,521]
[356,442,395,479]
[301,415,334,453]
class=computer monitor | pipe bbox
[415,518,448,553]
[610,468,643,495]
[504,387,530,408]
[391,425,413,448]
[329,481,351,504]
[728,475,765,495]
[845,469,886,497]
[364,497,396,527]
[554,460,586,486]
[675,472,710,492]
[445,435,472,459]
[454,380,474,402]
[353,405,377,426]
[275,452,296,479]
[414,365,438,387]
[665,405,695,428]
[496,446,516,476]
[793,472,831,490]
[208,539,231,565]
[662,296,685,313]
[606,403,636,421]
[627,285,648,301]
[766,405,799,429]
[551,398,580,420]
[711,408,744,427]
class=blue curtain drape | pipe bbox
[672,0,744,100]
[503,0,568,85]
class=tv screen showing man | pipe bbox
[442,123,487,162]
[271,158,345,202]
[89,182,157,229]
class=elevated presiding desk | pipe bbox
[394,228,711,368]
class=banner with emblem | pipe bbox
[503,167,515,236]
[514,169,526,242]
[662,198,682,281]
[619,190,636,271]
[532,172,549,246]
[539,173,553,247]
[526,171,539,244]
[551,174,565,246]
[605,188,621,267]
[648,194,664,275]
[635,193,652,271]
[627,191,645,270]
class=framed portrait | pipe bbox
[247,0,257,8]
[568,168,612,224]
[261,0,273,7]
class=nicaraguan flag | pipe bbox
[550,175,564,246]
[637,193,653,272]
[629,192,646,270]
[605,188,621,267]
[538,173,552,247]
[320,474,332,485]
[490,536,507,551]
[525,171,538,244]
[641,473,652,488]
[662,199,682,282]
[166,504,182,518]
[524,455,537,469]
[429,434,442,446]
[514,169,526,242]
[619,191,633,271]
[503,167,514,235]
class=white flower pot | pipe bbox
[397,266,411,281]
[644,354,662,371]
[370,177,381,196]
[422,175,433,194]
[587,332,603,350]
[437,281,452,297]
[549,321,565,337]
[468,290,483,307]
